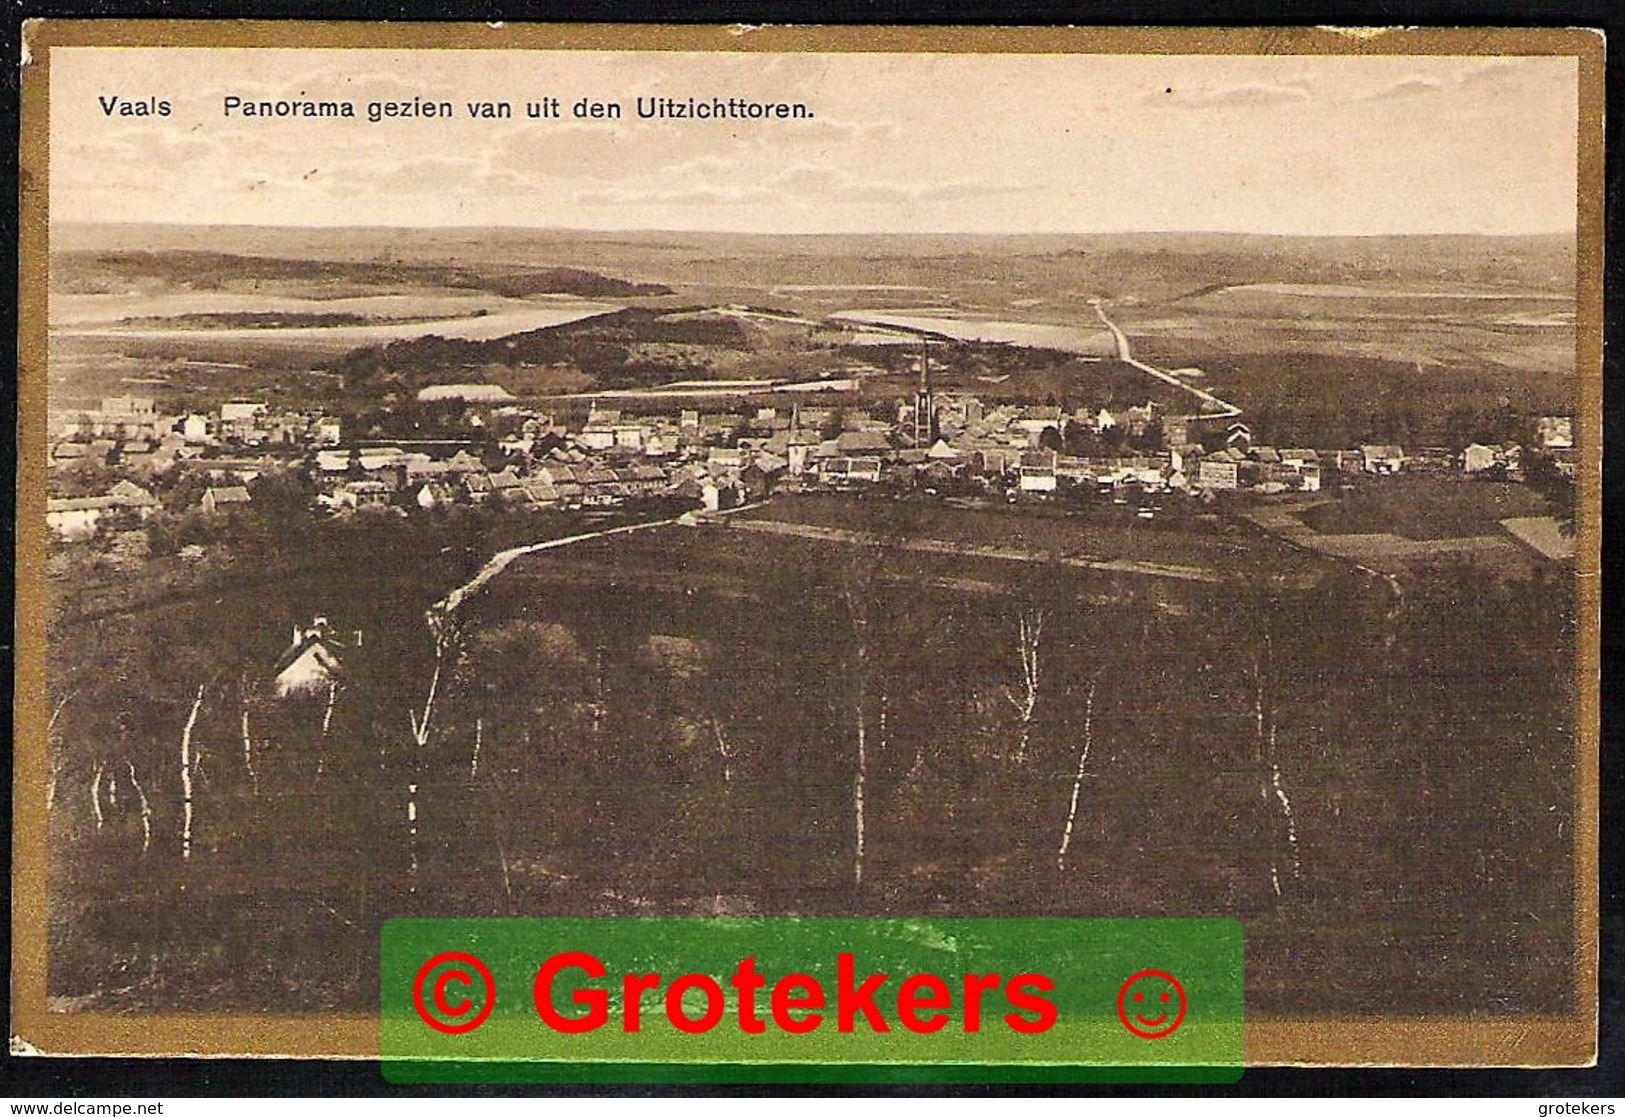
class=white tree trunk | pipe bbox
[407,781,419,892]
[711,718,733,787]
[317,681,337,781]
[1009,608,1045,761]
[1253,654,1266,764]
[126,761,152,855]
[406,629,449,894]
[1057,675,1099,872]
[241,700,258,797]
[322,681,338,737]
[494,826,514,913]
[47,693,72,812]
[1253,636,1299,892]
[180,684,204,860]
[49,692,73,733]
[1270,752,1301,881]
[846,581,870,888]
[591,647,606,742]
[471,716,483,780]
[854,694,866,887]
[409,641,445,749]
[90,760,106,831]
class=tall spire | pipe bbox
[914,339,935,447]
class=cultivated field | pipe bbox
[50,225,1576,440]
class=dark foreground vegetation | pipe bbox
[46,498,1576,1019]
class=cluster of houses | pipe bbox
[1455,416,1575,482]
[45,385,1578,542]
[45,478,163,541]
[49,395,343,478]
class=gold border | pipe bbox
[13,21,1604,1068]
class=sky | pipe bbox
[47,47,1580,236]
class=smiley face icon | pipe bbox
[1117,969,1187,1039]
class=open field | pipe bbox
[1239,478,1569,579]
[742,493,1317,576]
[48,227,1575,438]
[1126,271,1575,448]
[830,309,1117,355]
[1300,478,1553,540]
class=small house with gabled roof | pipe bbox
[200,485,252,514]
[273,617,350,698]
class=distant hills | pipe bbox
[51,246,672,300]
[53,221,1575,263]
[50,222,1575,307]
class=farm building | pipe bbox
[200,486,252,514]
[273,617,350,698]
[46,481,160,540]
[1360,445,1407,475]
[1536,416,1573,450]
[1196,459,1240,491]
[416,384,516,403]
[1463,443,1499,474]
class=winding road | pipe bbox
[428,503,764,626]
[1089,298,1243,421]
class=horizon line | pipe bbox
[48,219,1577,240]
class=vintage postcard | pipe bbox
[13,23,1602,1069]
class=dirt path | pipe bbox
[724,516,1222,583]
[429,503,763,622]
[1090,298,1243,421]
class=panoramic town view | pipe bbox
[44,223,1580,1019]
[34,46,1585,1030]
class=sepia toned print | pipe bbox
[14,23,1602,1064]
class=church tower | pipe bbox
[913,339,937,447]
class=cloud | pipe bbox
[1149,81,1313,108]
[1358,76,1448,102]
[1456,60,1522,90]
[1359,61,1529,103]
[574,160,1032,210]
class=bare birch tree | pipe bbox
[1271,752,1302,883]
[1253,629,1300,895]
[1057,673,1101,872]
[180,683,205,860]
[711,717,734,788]
[126,760,152,855]
[316,680,339,781]
[841,568,873,888]
[48,692,72,734]
[46,693,72,812]
[239,677,258,797]
[853,638,868,888]
[90,760,106,832]
[1008,606,1046,762]
[407,614,456,892]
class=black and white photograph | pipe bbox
[13,24,1602,1067]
